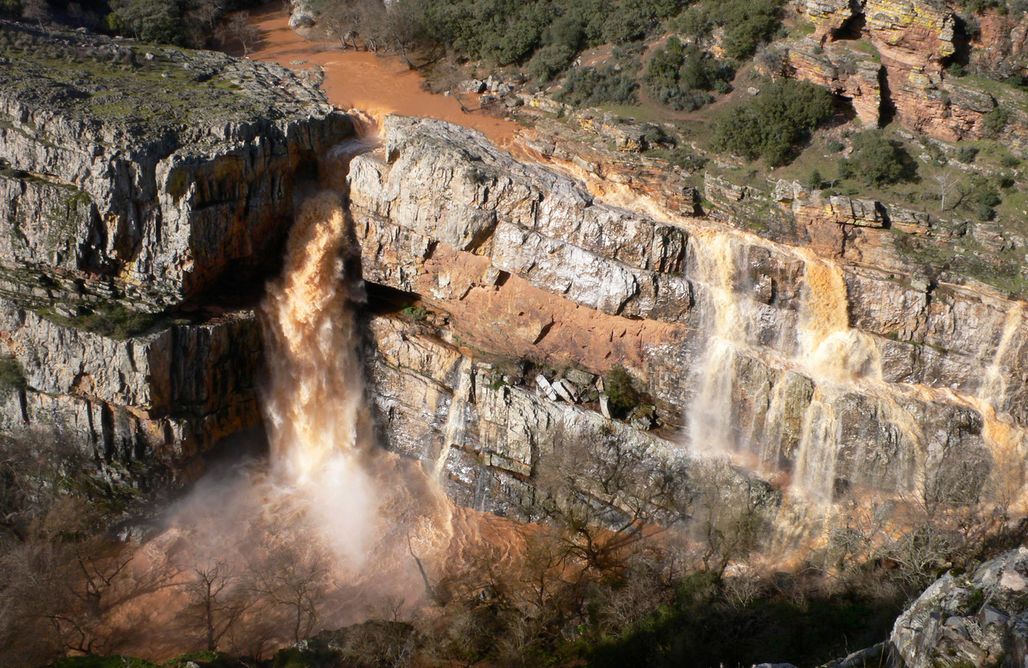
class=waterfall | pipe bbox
[979,302,1025,414]
[259,191,381,565]
[686,232,755,461]
[976,302,1027,507]
[255,144,457,579]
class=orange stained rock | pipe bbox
[246,7,522,146]
[414,246,685,378]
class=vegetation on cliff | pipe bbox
[0,0,264,48]
[0,25,297,133]
[714,79,836,165]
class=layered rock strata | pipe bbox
[349,115,1027,506]
[0,20,353,310]
[792,0,1028,151]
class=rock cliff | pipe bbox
[791,0,1028,151]
[0,21,352,310]
[0,22,354,477]
[349,115,1027,508]
[1,22,1025,525]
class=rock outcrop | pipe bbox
[792,0,1028,151]
[970,10,1028,83]
[0,22,354,478]
[890,547,1028,667]
[0,20,353,311]
[1,21,1024,525]
[363,313,776,520]
[787,38,883,126]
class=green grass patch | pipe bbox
[945,74,1028,114]
[848,39,881,62]
[788,20,816,38]
[0,30,286,138]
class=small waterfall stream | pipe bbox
[682,227,1026,507]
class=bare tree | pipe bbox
[933,171,961,212]
[189,0,225,32]
[321,0,362,49]
[185,561,250,652]
[218,12,262,57]
[688,461,769,579]
[251,541,331,644]
[378,0,424,68]
[21,0,51,27]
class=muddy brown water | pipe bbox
[246,6,522,146]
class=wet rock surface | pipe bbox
[350,115,1026,508]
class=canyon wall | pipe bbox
[349,115,1027,510]
[1,21,1024,519]
[0,22,354,477]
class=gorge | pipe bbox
[0,4,1027,666]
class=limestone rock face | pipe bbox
[800,0,859,39]
[363,313,776,522]
[351,116,1026,508]
[890,548,1028,667]
[970,10,1028,82]
[863,0,955,66]
[0,24,353,479]
[349,116,692,323]
[0,296,263,472]
[787,38,883,125]
[0,21,354,311]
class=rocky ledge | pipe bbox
[0,20,353,311]
[791,0,1028,151]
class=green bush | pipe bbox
[528,43,576,82]
[645,37,732,110]
[401,304,429,322]
[673,0,783,60]
[418,0,683,66]
[109,0,185,45]
[838,130,915,186]
[713,79,834,166]
[602,0,683,44]
[559,64,640,106]
[956,146,979,163]
[604,365,640,418]
[807,168,825,190]
[982,106,1010,138]
[966,176,1001,220]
